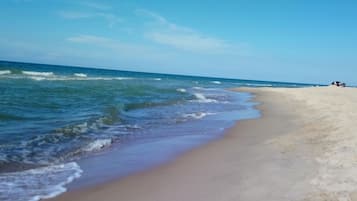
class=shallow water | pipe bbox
[0,61,314,201]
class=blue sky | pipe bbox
[0,0,356,84]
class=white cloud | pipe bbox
[58,1,120,27]
[136,9,235,54]
[136,9,168,25]
[62,9,252,73]
[61,8,247,54]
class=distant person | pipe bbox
[331,81,346,87]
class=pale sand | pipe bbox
[50,86,357,201]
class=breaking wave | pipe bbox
[176,88,187,93]
[192,93,218,103]
[83,139,113,152]
[22,71,54,77]
[0,70,11,75]
[0,162,82,201]
[182,112,215,120]
[0,70,134,81]
[211,81,221,84]
[29,76,133,81]
[73,73,87,77]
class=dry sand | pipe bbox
[50,86,357,201]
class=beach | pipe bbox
[1,1,355,200]
[48,86,357,201]
[2,62,309,201]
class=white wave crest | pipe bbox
[83,138,113,152]
[38,76,133,81]
[22,71,54,76]
[176,88,186,93]
[73,73,87,77]
[114,77,134,80]
[49,77,118,81]
[0,70,11,75]
[211,81,221,84]
[193,93,218,103]
[3,73,134,81]
[192,87,219,91]
[182,112,215,119]
[29,76,47,81]
[0,162,82,201]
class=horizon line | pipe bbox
[0,59,322,86]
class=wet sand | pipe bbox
[50,86,357,201]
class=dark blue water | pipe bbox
[0,61,314,201]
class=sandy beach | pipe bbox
[49,86,357,201]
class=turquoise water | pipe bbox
[0,61,314,200]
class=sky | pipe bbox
[0,0,356,84]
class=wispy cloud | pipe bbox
[58,1,120,27]
[58,11,92,19]
[147,32,230,54]
[66,35,146,53]
[136,9,191,32]
[80,1,112,10]
[58,11,122,27]
[66,34,175,60]
[67,35,114,45]
[61,8,245,54]
[136,9,235,54]
[63,9,251,72]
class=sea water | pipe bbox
[0,61,314,201]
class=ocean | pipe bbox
[0,61,314,201]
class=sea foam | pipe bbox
[22,71,54,76]
[176,88,187,93]
[193,93,218,103]
[0,70,11,75]
[2,72,134,81]
[83,138,113,152]
[73,73,87,77]
[0,162,82,201]
[182,112,215,119]
[211,81,221,84]
[29,76,47,81]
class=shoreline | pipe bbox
[49,86,357,201]
[51,90,259,192]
